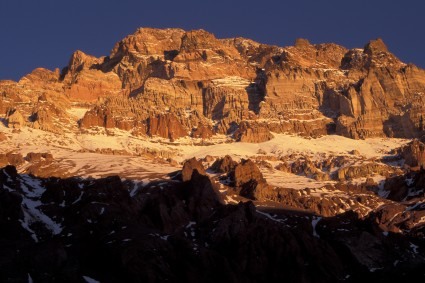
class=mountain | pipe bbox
[1,28,425,282]
[2,28,425,141]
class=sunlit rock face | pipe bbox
[2,28,425,141]
[77,34,425,140]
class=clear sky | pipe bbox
[1,0,424,80]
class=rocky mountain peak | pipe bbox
[294,38,312,48]
[364,38,389,55]
[180,29,221,51]
[64,50,101,77]
[18,68,60,85]
[109,27,185,59]
[95,28,183,88]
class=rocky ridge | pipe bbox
[1,28,425,141]
[1,158,425,282]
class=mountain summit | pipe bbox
[1,28,425,141]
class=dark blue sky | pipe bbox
[1,0,424,80]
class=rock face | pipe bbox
[181,157,206,182]
[6,110,25,129]
[262,38,425,139]
[191,123,214,139]
[24,152,53,162]
[0,153,24,167]
[1,29,425,140]
[148,113,188,140]
[229,159,270,200]
[210,155,238,173]
[336,162,398,181]
[231,159,265,187]
[379,166,425,201]
[401,139,425,168]
[61,50,123,102]
[234,121,274,143]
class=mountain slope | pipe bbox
[1,28,425,141]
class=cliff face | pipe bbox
[1,28,425,141]
[259,38,425,139]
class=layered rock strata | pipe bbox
[1,29,425,141]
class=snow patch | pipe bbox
[82,276,100,283]
[19,175,62,240]
[67,107,90,120]
[186,221,196,229]
[410,242,419,254]
[21,197,63,235]
[224,195,239,204]
[72,192,84,205]
[311,216,322,238]
[256,210,287,224]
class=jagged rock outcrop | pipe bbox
[78,95,212,140]
[228,159,270,200]
[0,153,24,167]
[6,110,25,129]
[104,28,185,89]
[279,157,331,181]
[401,139,425,168]
[336,162,399,181]
[191,123,214,139]
[148,113,188,140]
[24,152,53,162]
[210,155,238,173]
[62,50,123,102]
[18,68,64,98]
[233,121,274,143]
[29,104,67,133]
[231,159,265,187]
[276,154,350,181]
[181,157,206,182]
[381,169,425,201]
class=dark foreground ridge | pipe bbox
[1,164,425,283]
